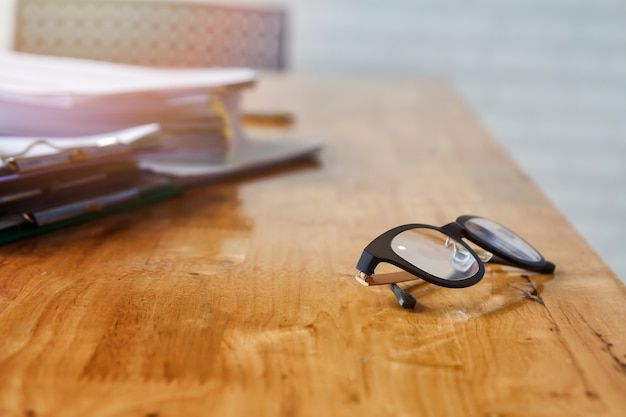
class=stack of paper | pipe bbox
[0,51,320,243]
[0,51,320,185]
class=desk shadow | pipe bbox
[397,266,555,320]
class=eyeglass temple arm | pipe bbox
[487,255,556,274]
[389,284,417,309]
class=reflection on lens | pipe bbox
[390,227,479,281]
[464,218,541,262]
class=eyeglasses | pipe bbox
[354,215,555,309]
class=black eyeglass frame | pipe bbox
[355,215,555,305]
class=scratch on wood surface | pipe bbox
[484,413,505,417]
[522,290,606,404]
[510,276,546,307]
[386,329,464,369]
[577,313,626,375]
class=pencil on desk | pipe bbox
[242,111,295,128]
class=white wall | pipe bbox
[0,0,16,49]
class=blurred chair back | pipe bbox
[13,0,287,70]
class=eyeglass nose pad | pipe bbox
[444,237,493,266]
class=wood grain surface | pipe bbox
[0,75,624,417]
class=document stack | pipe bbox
[0,51,320,243]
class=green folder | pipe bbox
[0,182,183,245]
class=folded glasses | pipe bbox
[355,215,555,309]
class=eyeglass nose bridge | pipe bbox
[446,236,493,263]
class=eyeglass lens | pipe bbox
[463,218,542,262]
[390,227,480,281]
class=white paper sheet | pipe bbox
[0,51,257,106]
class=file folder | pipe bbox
[0,124,181,244]
[0,178,182,245]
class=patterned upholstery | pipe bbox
[13,0,287,69]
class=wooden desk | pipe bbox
[1,76,624,417]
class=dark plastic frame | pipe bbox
[355,215,555,309]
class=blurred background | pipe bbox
[0,0,624,282]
